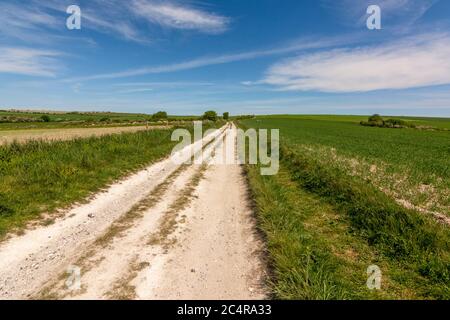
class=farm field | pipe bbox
[0,110,198,131]
[4,0,450,305]
[0,125,171,146]
[239,115,450,299]
[243,115,450,218]
[257,114,450,129]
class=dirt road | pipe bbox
[0,125,168,145]
[0,124,267,300]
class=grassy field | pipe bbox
[0,110,198,131]
[256,114,450,129]
[239,115,450,299]
[245,116,450,217]
[0,125,168,146]
[0,121,221,238]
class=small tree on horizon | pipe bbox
[202,110,217,122]
[223,112,229,120]
[41,115,51,122]
[368,114,383,122]
[152,111,168,121]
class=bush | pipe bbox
[41,115,51,122]
[202,110,218,122]
[360,115,414,129]
[368,114,383,122]
[152,111,168,121]
[223,112,229,120]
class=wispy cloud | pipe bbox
[321,0,438,28]
[118,88,154,94]
[35,0,229,43]
[34,0,152,44]
[263,33,450,93]
[131,0,229,33]
[0,2,60,43]
[114,81,214,87]
[0,47,62,77]
[65,35,360,82]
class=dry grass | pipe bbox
[105,258,150,300]
[0,125,169,145]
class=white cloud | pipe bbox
[131,0,229,33]
[1,0,230,45]
[321,0,437,28]
[0,2,60,42]
[0,47,61,77]
[65,35,358,82]
[82,11,150,44]
[263,33,450,93]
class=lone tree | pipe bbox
[41,115,50,122]
[368,114,383,122]
[367,114,384,126]
[223,112,229,120]
[152,111,168,121]
[202,110,217,122]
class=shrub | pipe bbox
[202,110,218,122]
[41,115,51,122]
[223,112,229,120]
[152,111,168,121]
[361,115,415,129]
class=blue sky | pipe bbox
[1,0,450,116]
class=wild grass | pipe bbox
[239,117,450,299]
[0,122,222,237]
[245,164,446,299]
[0,110,203,131]
[242,117,450,217]
[280,146,449,294]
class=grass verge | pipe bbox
[239,121,449,299]
[0,122,222,238]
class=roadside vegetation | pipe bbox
[0,110,198,131]
[0,121,222,238]
[359,114,448,130]
[202,110,218,122]
[244,116,450,217]
[239,116,450,299]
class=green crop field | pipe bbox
[245,115,450,216]
[257,114,450,129]
[239,115,450,299]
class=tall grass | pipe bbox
[281,146,449,287]
[0,129,176,236]
[0,123,222,237]
[239,119,450,299]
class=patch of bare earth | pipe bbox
[0,124,267,300]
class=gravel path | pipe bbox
[0,124,267,300]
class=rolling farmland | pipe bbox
[239,115,450,299]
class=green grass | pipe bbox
[245,163,448,299]
[0,110,200,131]
[239,116,450,299]
[256,114,450,129]
[0,122,222,237]
[0,121,149,131]
[242,116,450,216]
[0,110,152,122]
